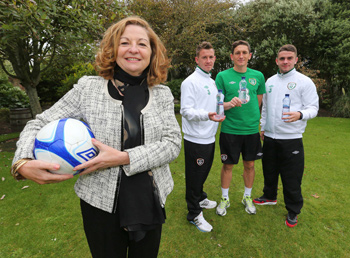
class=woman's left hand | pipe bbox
[74,138,130,175]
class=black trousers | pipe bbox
[262,136,304,215]
[80,200,162,258]
[184,139,215,221]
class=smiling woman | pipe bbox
[11,16,181,258]
[116,25,152,76]
[95,17,169,87]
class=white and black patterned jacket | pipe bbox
[13,76,182,213]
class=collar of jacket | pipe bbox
[277,68,296,78]
[196,66,212,77]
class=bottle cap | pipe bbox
[218,89,223,93]
[285,94,290,96]
[242,77,246,79]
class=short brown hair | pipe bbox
[231,40,251,53]
[278,44,297,56]
[196,41,214,57]
[95,16,170,86]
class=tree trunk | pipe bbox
[24,85,42,117]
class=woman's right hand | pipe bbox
[17,160,73,184]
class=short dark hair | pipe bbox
[278,44,297,55]
[196,41,214,57]
[231,40,251,53]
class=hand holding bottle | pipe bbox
[225,97,242,110]
[209,112,225,122]
[282,111,302,122]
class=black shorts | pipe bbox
[219,132,263,164]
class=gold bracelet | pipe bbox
[10,158,32,180]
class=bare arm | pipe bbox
[258,94,263,108]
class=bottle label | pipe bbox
[282,96,290,120]
[238,78,249,104]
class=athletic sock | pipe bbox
[221,188,229,199]
[244,187,252,197]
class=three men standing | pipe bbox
[215,40,266,216]
[182,42,318,231]
[180,42,225,232]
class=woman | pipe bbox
[11,16,181,257]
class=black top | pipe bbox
[108,65,165,242]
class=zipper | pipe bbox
[140,113,144,145]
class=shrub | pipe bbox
[37,80,62,105]
[166,79,183,101]
[0,107,10,123]
[174,103,180,114]
[58,63,97,96]
[0,80,29,109]
[332,88,350,118]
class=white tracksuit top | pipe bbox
[261,68,319,139]
[180,67,219,144]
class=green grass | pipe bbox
[0,116,349,258]
[0,132,19,142]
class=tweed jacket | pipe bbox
[13,76,182,213]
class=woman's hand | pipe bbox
[18,160,74,184]
[74,138,130,175]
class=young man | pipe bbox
[215,40,265,216]
[253,44,319,227]
[180,41,225,232]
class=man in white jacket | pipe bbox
[180,42,225,232]
[253,44,319,227]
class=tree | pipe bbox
[233,0,319,79]
[309,0,350,100]
[233,0,350,107]
[125,0,237,79]
[0,0,122,116]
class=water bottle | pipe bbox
[282,94,291,121]
[215,90,224,119]
[238,77,247,104]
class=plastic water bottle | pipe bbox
[215,89,224,119]
[282,94,291,121]
[239,77,247,104]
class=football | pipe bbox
[33,118,98,175]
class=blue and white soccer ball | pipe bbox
[33,118,98,175]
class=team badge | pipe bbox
[268,85,274,93]
[229,81,236,84]
[204,85,210,95]
[221,154,228,161]
[287,82,297,90]
[249,78,257,86]
[197,158,204,166]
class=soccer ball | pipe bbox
[33,118,98,175]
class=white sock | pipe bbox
[244,187,252,197]
[221,188,229,199]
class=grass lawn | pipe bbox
[0,116,349,258]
